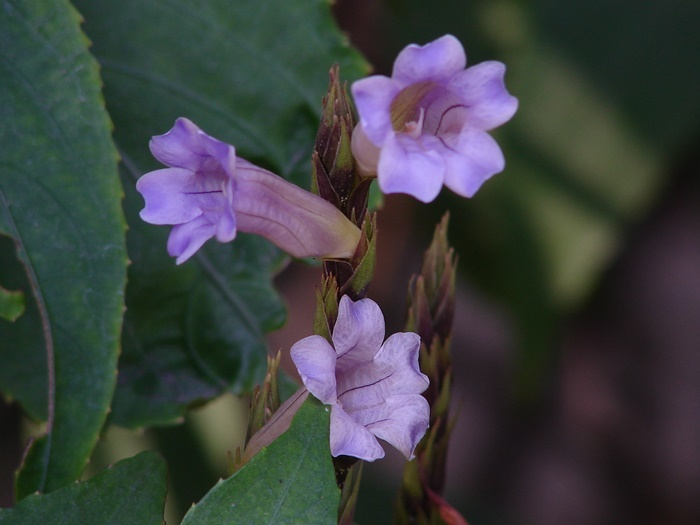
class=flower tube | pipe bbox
[136,118,361,264]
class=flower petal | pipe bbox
[351,75,399,145]
[441,129,505,198]
[336,332,428,411]
[362,394,430,460]
[330,405,385,461]
[350,125,381,177]
[214,201,237,243]
[233,160,361,259]
[150,117,237,177]
[448,61,518,131]
[333,296,385,371]
[392,35,466,87]
[374,332,428,393]
[166,215,216,264]
[149,118,208,171]
[377,134,445,203]
[290,335,338,405]
[136,168,202,225]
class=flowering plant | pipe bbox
[1,3,522,525]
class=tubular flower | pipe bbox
[351,34,518,203]
[291,295,430,462]
[136,118,361,264]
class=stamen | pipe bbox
[404,107,425,139]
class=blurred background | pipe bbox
[328,1,700,524]
[2,1,699,524]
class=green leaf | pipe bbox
[0,451,166,524]
[182,396,340,525]
[71,0,367,427]
[0,0,126,496]
[0,284,24,322]
[74,0,368,186]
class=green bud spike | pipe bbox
[244,352,282,445]
[394,213,463,525]
[313,64,357,215]
[314,274,339,343]
[342,212,377,299]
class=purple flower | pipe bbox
[137,118,361,264]
[351,34,518,203]
[291,295,430,461]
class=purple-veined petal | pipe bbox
[392,35,466,87]
[333,296,386,371]
[150,117,238,177]
[448,61,518,131]
[233,160,361,259]
[290,335,338,405]
[289,295,431,462]
[330,405,385,461]
[441,129,505,198]
[360,394,430,460]
[149,118,208,171]
[377,134,445,203]
[374,332,427,390]
[352,76,400,146]
[336,332,427,411]
[136,168,202,225]
[166,216,216,265]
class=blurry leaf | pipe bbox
[0,0,126,496]
[535,0,700,147]
[0,284,24,322]
[0,452,166,524]
[181,396,339,525]
[74,0,368,185]
[70,0,367,427]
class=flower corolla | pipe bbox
[291,295,430,461]
[351,34,518,202]
[137,118,361,264]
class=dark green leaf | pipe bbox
[181,396,340,525]
[71,0,367,427]
[0,0,126,496]
[0,451,166,524]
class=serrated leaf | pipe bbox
[70,0,368,427]
[0,451,166,524]
[182,396,340,525]
[0,0,126,496]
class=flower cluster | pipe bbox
[136,34,515,464]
